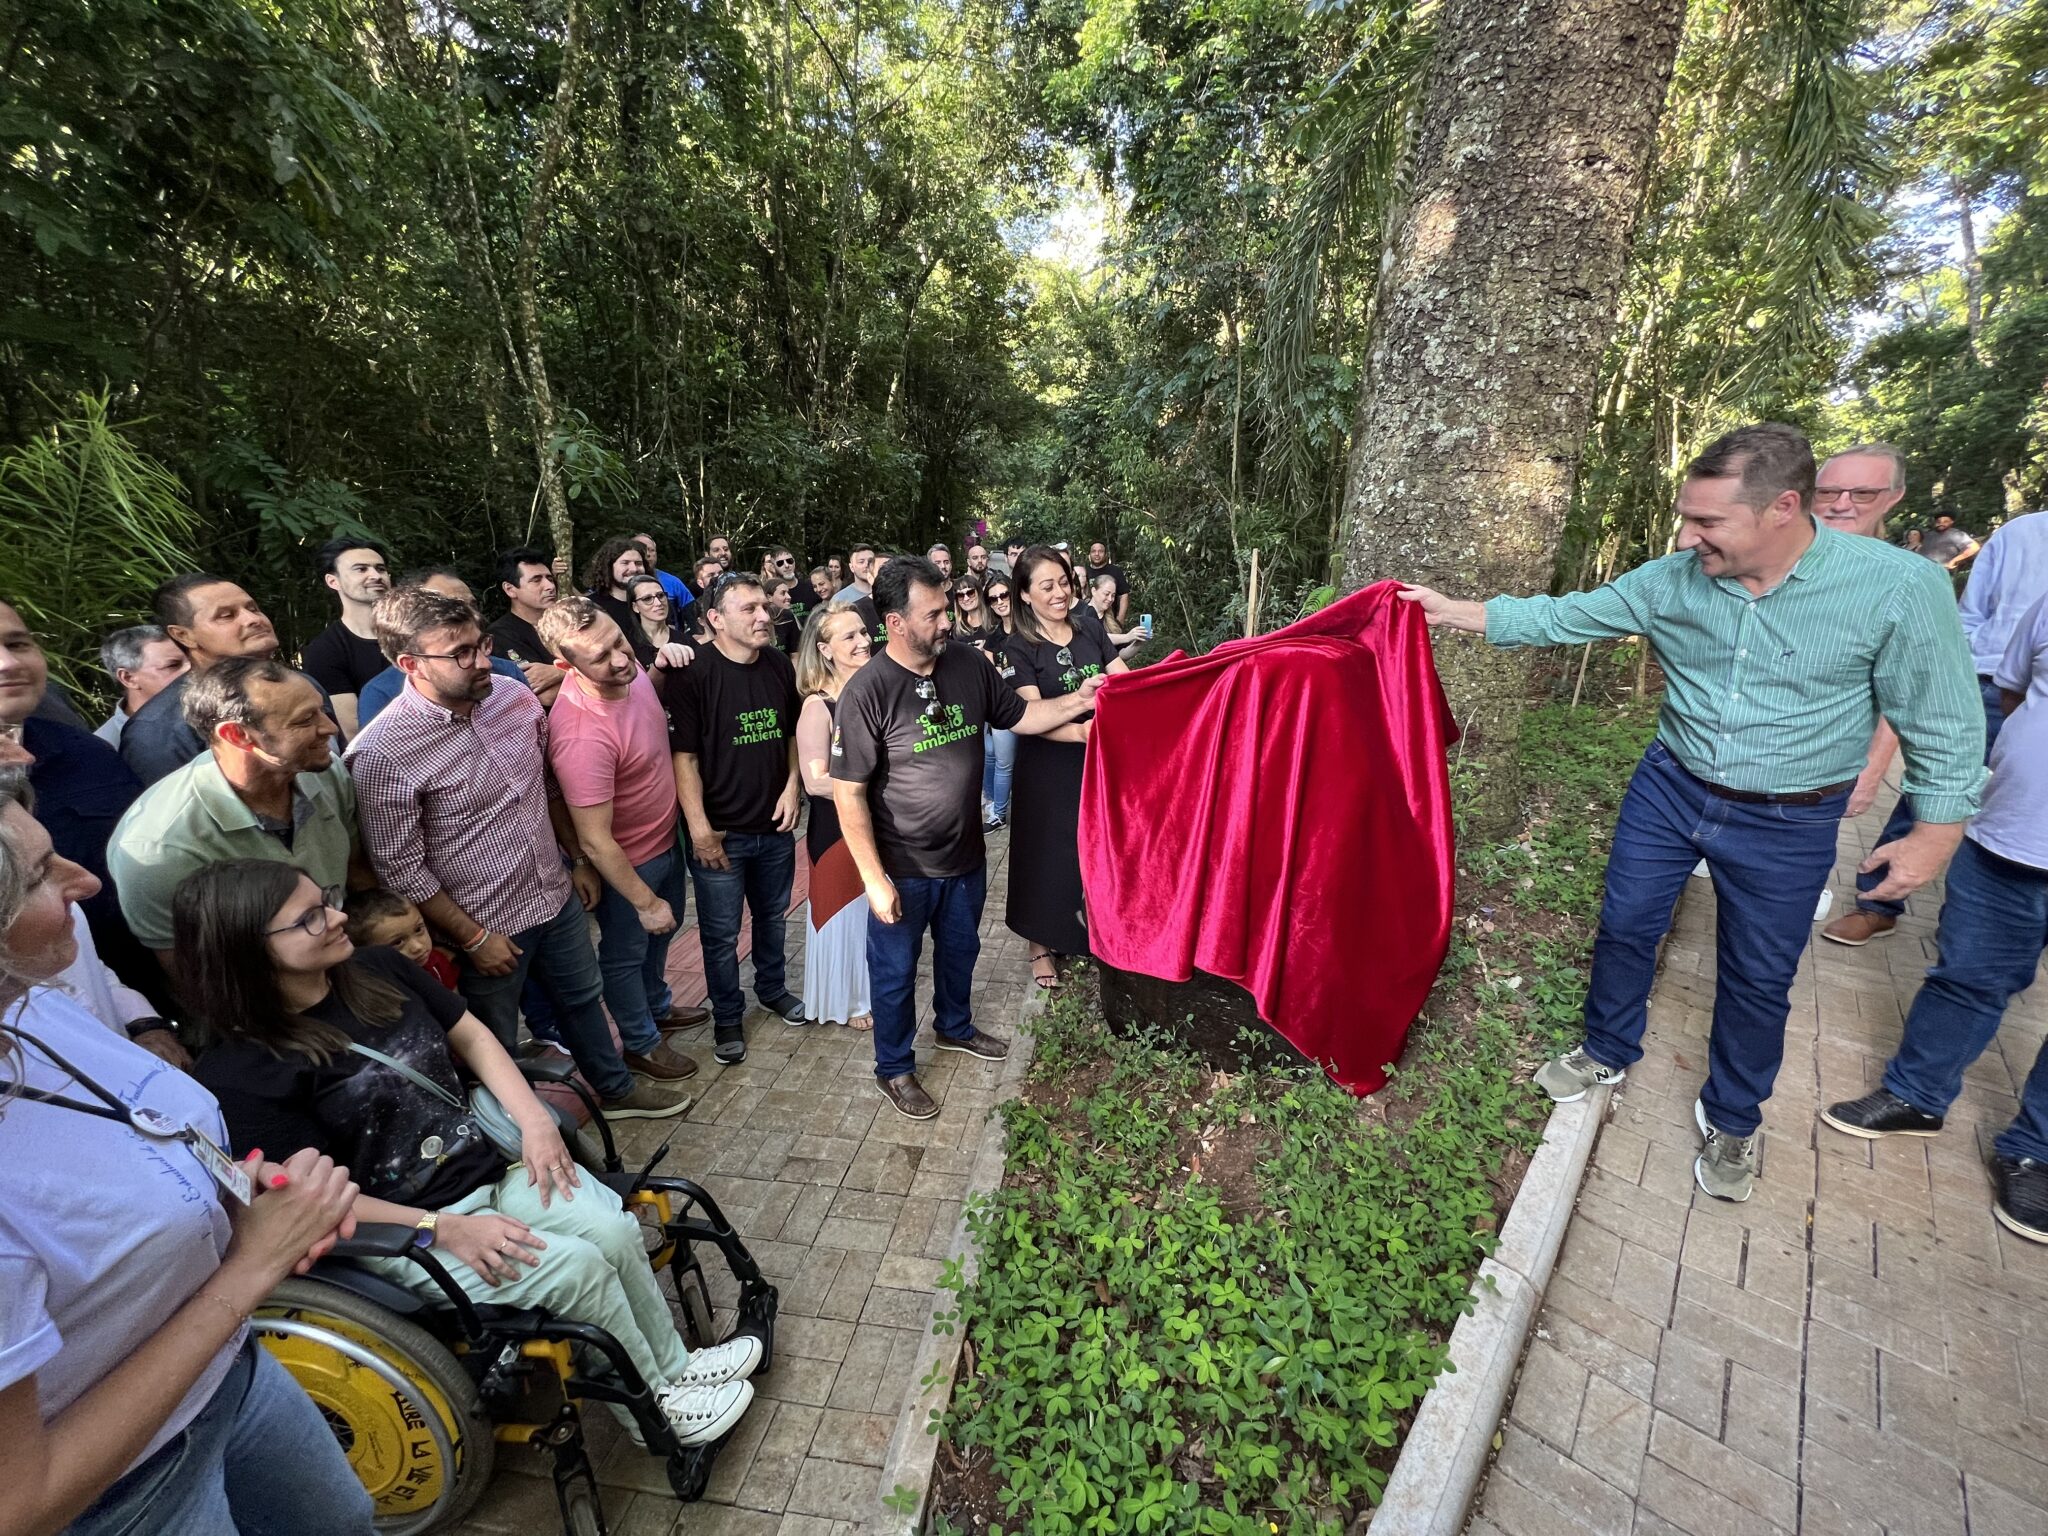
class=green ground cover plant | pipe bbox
[928,699,1659,1536]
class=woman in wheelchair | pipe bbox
[0,771,370,1536]
[175,860,762,1452]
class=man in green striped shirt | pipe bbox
[1401,424,1985,1203]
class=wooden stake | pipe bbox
[1245,548,1263,639]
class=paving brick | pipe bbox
[1536,1311,1658,1399]
[1675,1266,1802,1348]
[817,1246,884,1322]
[1612,1240,1680,1327]
[1492,1426,1634,1536]
[1649,1331,1724,1438]
[1555,1217,1624,1297]
[1571,1372,1650,1496]
[1667,1297,1801,1387]
[1508,1340,1589,1453]
[1965,1470,2048,1536]
[1636,1454,1791,1536]
[1545,1274,1667,1365]
[1646,1411,1797,1531]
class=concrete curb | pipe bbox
[870,982,1047,1533]
[1368,1083,1613,1534]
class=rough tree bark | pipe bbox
[1337,0,1687,834]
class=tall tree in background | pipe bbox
[1337,0,1687,831]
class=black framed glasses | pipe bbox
[405,636,493,668]
[633,591,668,606]
[267,887,346,938]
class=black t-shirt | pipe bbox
[194,947,502,1210]
[661,643,800,833]
[301,620,388,698]
[1005,608,1116,723]
[974,627,1020,687]
[775,610,802,656]
[1086,562,1131,603]
[489,611,553,665]
[830,643,1026,879]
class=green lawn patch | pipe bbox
[926,701,1658,1536]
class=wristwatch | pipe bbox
[411,1212,440,1250]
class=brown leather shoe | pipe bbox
[877,1072,939,1120]
[1821,910,1896,947]
[658,1004,712,1033]
[933,1027,1009,1061]
[625,1042,701,1082]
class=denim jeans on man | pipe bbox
[868,865,987,1081]
[593,838,690,1049]
[70,1341,374,1536]
[1856,676,2008,918]
[459,889,635,1100]
[1882,837,2048,1163]
[689,830,797,1032]
[1582,742,1846,1136]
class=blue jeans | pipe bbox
[459,890,633,1100]
[70,1341,373,1536]
[1856,676,2007,917]
[982,728,1016,818]
[868,866,986,1081]
[1883,838,2048,1163]
[688,830,797,1032]
[592,839,688,1054]
[1582,743,1845,1136]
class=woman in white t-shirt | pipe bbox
[0,768,370,1535]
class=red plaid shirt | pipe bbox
[346,677,569,935]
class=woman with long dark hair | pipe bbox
[0,770,371,1536]
[794,607,874,1031]
[177,859,763,1449]
[624,572,687,669]
[950,577,995,641]
[1004,547,1130,988]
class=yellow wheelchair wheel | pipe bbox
[255,1277,495,1534]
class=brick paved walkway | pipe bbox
[449,832,1034,1536]
[1472,808,2048,1536]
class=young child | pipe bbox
[344,887,460,992]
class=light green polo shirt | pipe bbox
[108,754,360,949]
[1484,519,1986,821]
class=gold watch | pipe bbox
[411,1212,439,1250]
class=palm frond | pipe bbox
[1257,9,1430,508]
[0,393,199,707]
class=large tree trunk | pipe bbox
[1337,0,1687,834]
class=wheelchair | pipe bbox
[249,1057,779,1536]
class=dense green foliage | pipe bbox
[3,1,2041,672]
[930,700,1657,1535]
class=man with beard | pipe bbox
[302,537,392,738]
[110,656,363,966]
[348,585,689,1121]
[1400,423,1985,1204]
[667,574,805,1064]
[123,574,324,786]
[539,597,707,1088]
[829,557,1104,1118]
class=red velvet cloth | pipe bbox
[1078,581,1459,1095]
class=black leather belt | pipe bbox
[1695,774,1856,807]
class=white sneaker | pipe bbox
[672,1335,764,1389]
[656,1378,753,1447]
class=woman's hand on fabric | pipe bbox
[441,1212,546,1286]
[227,1148,360,1283]
[519,1120,583,1207]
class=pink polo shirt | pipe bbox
[546,669,680,865]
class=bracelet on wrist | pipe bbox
[194,1287,252,1330]
[461,926,491,953]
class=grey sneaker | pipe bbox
[1534,1046,1626,1103]
[1693,1099,1758,1202]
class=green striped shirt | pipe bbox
[1484,520,1986,822]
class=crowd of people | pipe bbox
[0,519,1140,1530]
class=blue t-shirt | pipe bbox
[355,656,531,727]
[0,989,240,1470]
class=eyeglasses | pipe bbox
[633,592,667,606]
[985,591,1011,604]
[774,557,796,568]
[1815,487,1894,506]
[267,888,346,938]
[405,636,493,668]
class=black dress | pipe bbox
[1003,608,1117,955]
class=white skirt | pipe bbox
[803,880,872,1025]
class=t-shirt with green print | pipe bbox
[661,642,800,834]
[1003,606,1116,722]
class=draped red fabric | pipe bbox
[1078,580,1460,1095]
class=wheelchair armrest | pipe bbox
[518,1054,580,1085]
[330,1222,422,1260]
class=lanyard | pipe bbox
[0,1027,252,1204]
